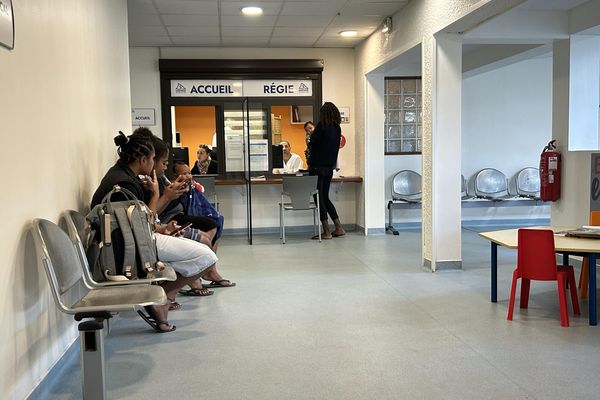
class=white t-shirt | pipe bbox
[275,153,304,174]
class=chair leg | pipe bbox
[568,268,581,315]
[520,278,531,309]
[579,257,589,299]
[507,269,519,321]
[557,275,570,327]
[279,204,283,242]
[282,208,286,244]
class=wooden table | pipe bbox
[479,226,600,325]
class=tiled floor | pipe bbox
[36,228,600,399]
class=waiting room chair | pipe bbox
[507,229,580,327]
[461,174,471,200]
[32,218,167,399]
[578,211,600,299]
[391,170,422,203]
[472,168,512,200]
[193,175,219,211]
[61,210,177,286]
[279,175,320,244]
[512,167,541,199]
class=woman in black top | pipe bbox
[308,102,346,239]
[191,144,218,175]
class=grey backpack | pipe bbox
[86,185,163,281]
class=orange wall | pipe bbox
[272,105,308,166]
[175,106,216,165]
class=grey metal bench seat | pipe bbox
[470,168,513,201]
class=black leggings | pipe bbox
[311,167,339,222]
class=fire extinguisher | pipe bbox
[539,140,561,201]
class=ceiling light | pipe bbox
[382,17,392,33]
[339,30,358,37]
[241,6,263,16]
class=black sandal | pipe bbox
[137,307,176,333]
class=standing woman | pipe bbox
[308,102,346,239]
[191,144,218,175]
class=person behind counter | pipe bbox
[304,121,315,162]
[273,141,304,174]
[307,103,345,240]
[191,144,218,175]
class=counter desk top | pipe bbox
[214,176,363,185]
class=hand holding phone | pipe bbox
[170,222,193,236]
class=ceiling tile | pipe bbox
[342,2,406,17]
[162,14,219,26]
[269,37,318,46]
[329,15,383,28]
[280,2,342,16]
[127,0,157,14]
[129,36,173,46]
[222,27,274,36]
[222,36,270,46]
[134,26,169,36]
[154,0,218,15]
[272,27,321,39]
[220,2,283,16]
[128,13,163,26]
[221,15,277,27]
[166,26,219,36]
[170,36,221,45]
[314,37,362,47]
[275,15,332,28]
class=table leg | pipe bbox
[491,242,498,303]
[589,253,597,326]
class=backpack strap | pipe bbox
[114,207,138,279]
[127,204,157,276]
[97,208,119,279]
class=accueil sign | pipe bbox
[170,80,313,98]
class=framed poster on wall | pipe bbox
[0,0,14,50]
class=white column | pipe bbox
[363,73,386,234]
[421,34,463,271]
[551,39,590,227]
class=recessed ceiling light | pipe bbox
[241,6,263,16]
[339,30,358,37]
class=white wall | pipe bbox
[461,56,552,222]
[129,47,359,228]
[130,47,356,175]
[0,1,131,398]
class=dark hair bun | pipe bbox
[114,131,128,147]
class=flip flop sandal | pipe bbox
[137,310,176,333]
[331,232,345,237]
[202,280,237,288]
[169,301,182,311]
[311,234,331,240]
[178,287,214,296]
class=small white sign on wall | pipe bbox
[339,107,350,124]
[0,0,14,50]
[132,108,156,126]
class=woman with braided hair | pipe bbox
[91,131,219,333]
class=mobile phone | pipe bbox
[170,222,193,236]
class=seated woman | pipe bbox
[191,144,218,175]
[90,131,218,332]
[135,128,234,294]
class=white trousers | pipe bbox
[155,233,217,277]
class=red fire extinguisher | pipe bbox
[539,140,561,201]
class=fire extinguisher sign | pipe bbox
[591,153,600,211]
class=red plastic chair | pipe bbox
[507,229,580,327]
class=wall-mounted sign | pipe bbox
[591,153,600,211]
[171,80,243,97]
[243,80,312,97]
[339,107,350,124]
[170,79,312,98]
[0,0,14,50]
[132,108,156,126]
